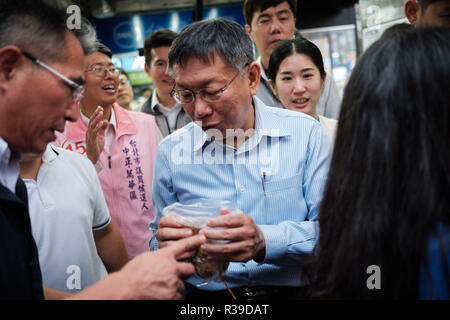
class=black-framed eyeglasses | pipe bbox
[85,65,121,78]
[22,51,85,103]
[171,64,249,104]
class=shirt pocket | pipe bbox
[264,173,303,196]
[260,173,305,224]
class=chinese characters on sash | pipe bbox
[123,140,148,210]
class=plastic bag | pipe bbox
[163,199,240,285]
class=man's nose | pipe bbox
[103,69,117,80]
[164,68,172,76]
[269,18,282,33]
[193,95,213,119]
[65,99,79,123]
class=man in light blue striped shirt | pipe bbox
[149,18,332,300]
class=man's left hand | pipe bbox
[199,209,265,263]
[86,106,108,164]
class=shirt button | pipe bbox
[240,186,245,192]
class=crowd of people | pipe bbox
[0,0,448,300]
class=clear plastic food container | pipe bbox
[163,199,240,288]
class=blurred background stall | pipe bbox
[65,0,410,107]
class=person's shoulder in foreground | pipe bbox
[419,223,450,300]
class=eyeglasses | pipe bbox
[85,66,121,78]
[171,64,248,104]
[22,51,85,103]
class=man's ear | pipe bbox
[144,63,151,77]
[405,0,421,25]
[245,24,254,40]
[0,46,23,87]
[247,61,261,96]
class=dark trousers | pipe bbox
[184,282,309,301]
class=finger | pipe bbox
[203,209,232,228]
[157,239,179,249]
[87,121,98,138]
[158,241,198,259]
[93,105,104,118]
[176,249,198,261]
[90,119,106,135]
[201,239,254,255]
[172,292,182,300]
[169,234,206,258]
[204,246,254,263]
[96,120,108,135]
[88,108,103,127]
[176,260,196,279]
[206,213,245,228]
[156,227,193,242]
[176,279,185,295]
[200,226,253,242]
[159,215,186,228]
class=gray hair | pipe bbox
[92,42,113,58]
[72,18,98,56]
[0,0,97,62]
[168,18,254,75]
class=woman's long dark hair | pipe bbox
[304,26,450,299]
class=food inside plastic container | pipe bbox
[187,225,228,279]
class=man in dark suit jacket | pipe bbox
[0,178,43,299]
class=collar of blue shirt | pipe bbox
[192,97,291,153]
